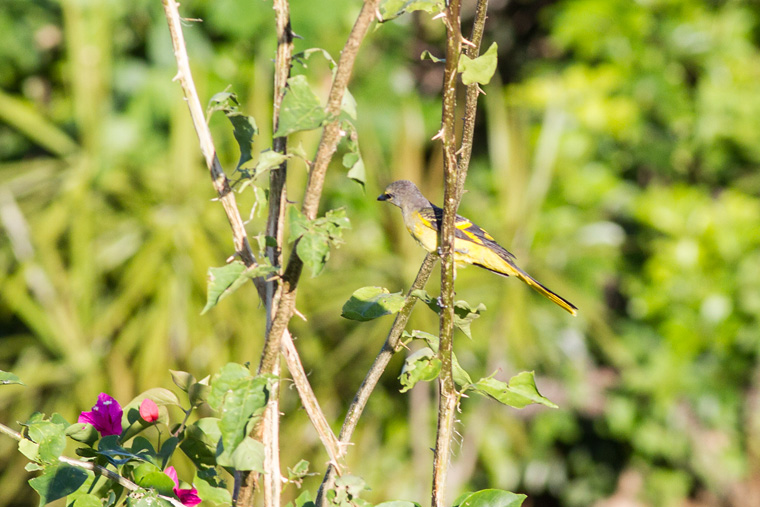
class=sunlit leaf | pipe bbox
[411,289,486,338]
[341,286,406,321]
[0,370,24,386]
[453,489,526,507]
[420,50,444,63]
[458,42,498,85]
[399,347,441,392]
[473,371,558,409]
[202,261,276,314]
[273,75,328,137]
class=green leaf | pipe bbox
[188,382,211,408]
[244,149,289,179]
[292,48,337,69]
[65,423,99,447]
[340,121,366,188]
[287,459,311,484]
[452,354,474,388]
[0,370,24,385]
[473,371,558,409]
[29,463,88,505]
[453,489,527,507]
[458,42,499,86]
[207,92,259,170]
[289,206,351,277]
[296,231,331,277]
[420,50,444,63]
[195,469,232,505]
[288,206,311,244]
[23,418,67,464]
[273,75,328,137]
[169,370,196,393]
[376,502,422,507]
[399,347,442,392]
[224,436,265,471]
[381,0,444,19]
[133,462,176,496]
[73,494,103,507]
[202,261,276,314]
[157,437,178,468]
[180,417,221,468]
[294,490,316,507]
[209,364,269,464]
[19,439,39,462]
[341,286,406,321]
[411,289,486,339]
[94,435,149,466]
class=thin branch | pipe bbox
[456,0,489,200]
[240,0,296,504]
[161,0,258,273]
[160,1,342,500]
[317,1,490,501]
[316,254,437,506]
[432,0,463,504]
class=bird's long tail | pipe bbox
[480,256,578,316]
[513,267,578,316]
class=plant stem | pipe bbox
[316,253,437,506]
[240,0,295,504]
[432,0,463,504]
[161,2,342,504]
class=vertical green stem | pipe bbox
[432,0,462,506]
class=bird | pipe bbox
[378,180,577,316]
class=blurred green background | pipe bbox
[2,0,760,505]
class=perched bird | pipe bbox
[378,180,577,316]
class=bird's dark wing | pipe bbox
[417,205,517,262]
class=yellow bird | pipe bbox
[378,180,577,316]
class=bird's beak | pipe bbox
[377,193,389,201]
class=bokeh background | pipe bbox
[2,0,760,505]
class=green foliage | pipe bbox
[453,490,526,507]
[3,0,760,505]
[458,43,498,86]
[341,286,406,321]
[207,92,259,171]
[202,261,276,314]
[411,289,486,339]
[29,464,89,506]
[470,372,558,410]
[0,370,23,386]
[289,206,351,277]
[274,75,329,137]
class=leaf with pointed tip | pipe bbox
[453,489,526,507]
[207,92,258,170]
[473,371,558,409]
[458,42,499,86]
[202,261,276,314]
[0,370,24,386]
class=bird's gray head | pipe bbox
[377,180,429,210]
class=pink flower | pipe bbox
[165,466,201,506]
[78,393,123,437]
[139,398,159,423]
